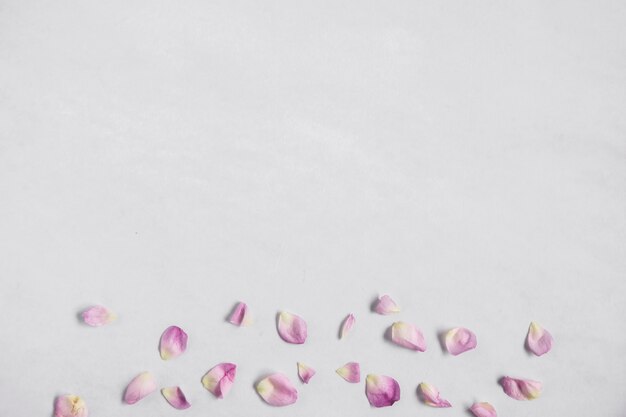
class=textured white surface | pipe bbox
[1,1,625,416]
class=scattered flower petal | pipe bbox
[277,311,307,344]
[256,373,298,406]
[418,382,452,407]
[159,325,188,360]
[339,313,355,339]
[470,402,498,417]
[123,372,157,404]
[390,322,426,351]
[336,362,360,383]
[500,376,542,400]
[228,302,252,326]
[201,363,237,398]
[81,305,116,327]
[365,374,401,407]
[445,327,477,355]
[374,295,400,315]
[526,322,553,356]
[161,387,191,410]
[297,362,316,384]
[54,395,88,417]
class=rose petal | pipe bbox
[159,325,188,360]
[228,302,252,327]
[81,305,116,327]
[54,395,88,417]
[201,363,237,398]
[365,374,401,407]
[418,382,452,407]
[470,402,498,417]
[339,313,355,339]
[297,362,316,384]
[277,312,307,344]
[374,295,400,315]
[256,373,298,406]
[390,322,426,351]
[526,322,553,356]
[445,327,477,355]
[161,386,191,410]
[123,372,157,404]
[336,362,360,383]
[500,376,542,400]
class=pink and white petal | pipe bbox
[374,295,400,315]
[159,326,188,360]
[336,362,360,383]
[445,327,477,355]
[54,395,88,417]
[123,372,157,405]
[365,374,401,407]
[418,382,452,407]
[390,322,426,351]
[228,302,252,327]
[297,362,316,384]
[81,306,116,327]
[339,313,356,339]
[500,376,542,400]
[256,373,298,406]
[470,402,498,417]
[201,363,237,398]
[161,387,191,410]
[277,312,307,344]
[526,322,553,356]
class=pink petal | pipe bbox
[500,376,542,400]
[336,362,360,383]
[256,373,298,406]
[159,325,188,360]
[297,362,316,384]
[374,295,400,315]
[228,302,252,327]
[445,327,477,355]
[470,402,498,417]
[201,363,237,398]
[123,372,157,404]
[81,305,116,327]
[339,313,355,339]
[390,322,426,351]
[54,395,88,417]
[418,382,452,407]
[526,322,553,356]
[277,311,307,344]
[161,386,191,410]
[365,374,401,407]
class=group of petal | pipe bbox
[54,298,553,417]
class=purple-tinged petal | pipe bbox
[365,374,401,407]
[445,327,477,355]
[54,395,88,417]
[339,313,355,339]
[297,362,316,384]
[390,322,426,351]
[81,306,116,327]
[228,302,252,327]
[256,373,298,406]
[526,322,553,356]
[277,312,307,344]
[500,376,542,400]
[418,382,452,407]
[374,295,400,315]
[470,402,497,417]
[201,363,237,398]
[161,387,191,410]
[123,372,157,404]
[159,326,188,360]
[336,362,360,383]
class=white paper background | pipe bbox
[1,1,625,416]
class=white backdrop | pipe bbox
[1,1,625,416]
